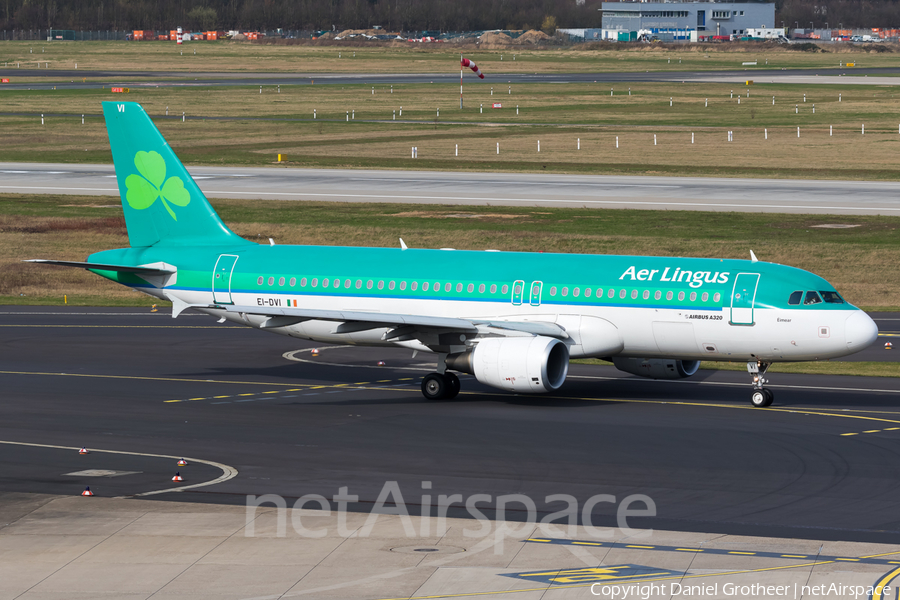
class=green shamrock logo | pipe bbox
[124,150,190,220]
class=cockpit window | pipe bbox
[788,291,803,305]
[820,291,844,304]
[804,291,822,305]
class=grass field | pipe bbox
[0,40,896,75]
[5,193,899,310]
[4,81,900,179]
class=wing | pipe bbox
[208,303,568,351]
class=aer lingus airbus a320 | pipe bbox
[29,102,878,407]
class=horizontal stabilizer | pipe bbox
[24,259,175,275]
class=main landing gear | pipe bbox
[748,360,774,407]
[421,372,460,400]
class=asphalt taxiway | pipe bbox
[2,66,900,90]
[2,306,900,545]
[7,163,900,215]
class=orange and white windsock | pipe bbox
[461,58,484,79]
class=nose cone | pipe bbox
[846,311,878,353]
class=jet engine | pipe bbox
[612,357,701,380]
[446,336,569,393]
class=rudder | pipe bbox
[102,101,248,248]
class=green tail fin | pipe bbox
[103,101,249,248]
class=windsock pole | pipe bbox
[460,54,463,109]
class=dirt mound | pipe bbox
[514,29,551,44]
[479,31,513,45]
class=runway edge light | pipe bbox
[78,447,88,455]
[81,487,93,496]
[172,472,184,482]
[177,458,188,466]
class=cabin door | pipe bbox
[212,254,239,304]
[730,273,760,326]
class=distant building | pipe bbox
[600,1,775,41]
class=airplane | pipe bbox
[28,101,879,407]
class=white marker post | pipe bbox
[797,126,800,138]
[352,110,355,119]
[182,112,185,122]
[830,125,833,136]
[346,111,349,122]
[496,142,499,155]
[41,114,44,125]
[772,96,775,105]
[81,114,84,124]
[765,128,768,140]
[654,134,657,145]
[393,110,395,120]
[691,132,694,144]
[537,140,540,152]
[670,97,673,106]
[705,98,708,107]
[314,109,316,119]
[455,144,458,156]
[616,136,619,149]
[577,138,580,150]
[862,124,865,135]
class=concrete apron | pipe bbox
[1,493,898,600]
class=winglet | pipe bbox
[399,238,408,251]
[750,250,759,263]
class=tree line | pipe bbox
[2,0,894,34]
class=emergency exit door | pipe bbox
[212,254,239,304]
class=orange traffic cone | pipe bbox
[172,472,183,482]
[177,458,188,466]
[81,486,93,496]
[78,447,88,455]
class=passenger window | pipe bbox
[631,290,638,299]
[654,290,662,300]
[333,279,340,288]
[411,282,417,291]
[619,289,626,299]
[666,291,673,301]
[311,278,318,287]
[821,291,844,304]
[278,277,285,286]
[804,291,822,305]
[457,283,463,292]
[267,277,274,286]
[573,288,580,297]
[300,277,306,287]
[562,287,568,297]
[445,283,451,292]
[585,288,592,298]
[701,292,708,302]
[355,280,362,289]
[690,292,697,302]
[490,284,497,294]
[788,291,802,305]
[366,280,373,289]
[257,276,263,285]
[479,284,485,293]
[467,283,474,293]
[643,290,650,300]
[607,289,615,298]
[388,281,395,290]
[678,291,685,301]
[423,282,429,291]
[323,279,329,288]
[377,281,383,290]
[713,292,720,303]
[400,281,407,290]
[550,286,557,296]
[502,285,509,294]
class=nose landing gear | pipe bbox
[748,360,773,407]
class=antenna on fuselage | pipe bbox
[750,250,759,262]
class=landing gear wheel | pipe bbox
[444,372,460,400]
[422,373,448,400]
[751,388,774,408]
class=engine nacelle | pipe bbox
[612,357,701,380]
[447,336,569,393]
